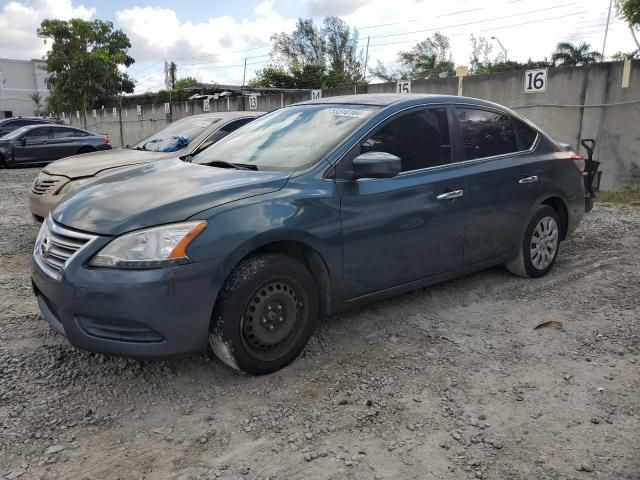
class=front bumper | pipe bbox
[32,236,225,360]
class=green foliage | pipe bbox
[370,32,455,81]
[551,42,602,66]
[174,76,199,90]
[596,186,640,204]
[617,0,640,25]
[37,18,135,112]
[253,16,363,89]
[29,92,43,111]
[616,0,640,49]
[475,59,551,74]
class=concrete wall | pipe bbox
[64,61,639,190]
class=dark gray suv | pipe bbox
[32,94,587,375]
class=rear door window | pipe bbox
[360,107,452,172]
[456,108,519,160]
[53,128,81,139]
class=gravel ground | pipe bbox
[1,167,638,480]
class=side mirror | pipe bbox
[352,151,401,179]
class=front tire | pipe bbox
[209,254,319,375]
[506,205,560,278]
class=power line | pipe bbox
[356,2,578,43]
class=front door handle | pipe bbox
[518,175,539,184]
[436,190,464,200]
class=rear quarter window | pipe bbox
[513,118,538,150]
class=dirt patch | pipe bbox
[1,168,638,480]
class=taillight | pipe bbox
[569,153,585,175]
[102,136,110,144]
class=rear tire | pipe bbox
[0,155,7,168]
[506,205,560,278]
[77,147,95,155]
[209,254,319,375]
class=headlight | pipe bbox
[57,179,89,195]
[89,221,207,269]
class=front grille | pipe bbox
[31,174,67,196]
[34,218,97,280]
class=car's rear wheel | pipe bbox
[77,146,95,155]
[0,155,7,168]
[506,205,560,278]
[209,254,319,375]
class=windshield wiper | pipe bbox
[204,160,258,171]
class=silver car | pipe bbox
[29,111,262,223]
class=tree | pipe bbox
[551,42,602,66]
[469,35,493,73]
[37,19,135,113]
[174,76,199,90]
[248,66,297,88]
[616,0,640,50]
[255,16,363,89]
[29,92,43,113]
[370,32,455,81]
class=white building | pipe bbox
[0,58,51,118]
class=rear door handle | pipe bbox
[436,190,464,200]
[518,175,539,184]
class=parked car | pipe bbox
[28,112,263,224]
[0,116,64,138]
[32,94,588,375]
[0,125,110,169]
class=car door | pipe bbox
[49,127,85,159]
[337,106,467,299]
[454,107,541,265]
[12,127,52,164]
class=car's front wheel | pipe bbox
[209,253,319,375]
[506,205,561,278]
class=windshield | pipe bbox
[134,116,220,152]
[193,104,380,170]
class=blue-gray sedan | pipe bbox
[32,94,587,375]
[0,124,111,167]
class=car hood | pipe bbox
[43,148,181,178]
[52,159,290,236]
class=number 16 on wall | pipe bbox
[524,69,547,93]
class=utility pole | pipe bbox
[601,0,613,60]
[363,36,370,80]
[242,57,247,89]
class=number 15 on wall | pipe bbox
[524,69,547,93]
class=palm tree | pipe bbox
[29,92,43,114]
[552,42,602,66]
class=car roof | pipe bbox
[16,124,94,134]
[294,93,509,111]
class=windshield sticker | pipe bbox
[328,108,371,118]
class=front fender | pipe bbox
[186,181,343,295]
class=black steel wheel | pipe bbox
[210,254,319,375]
